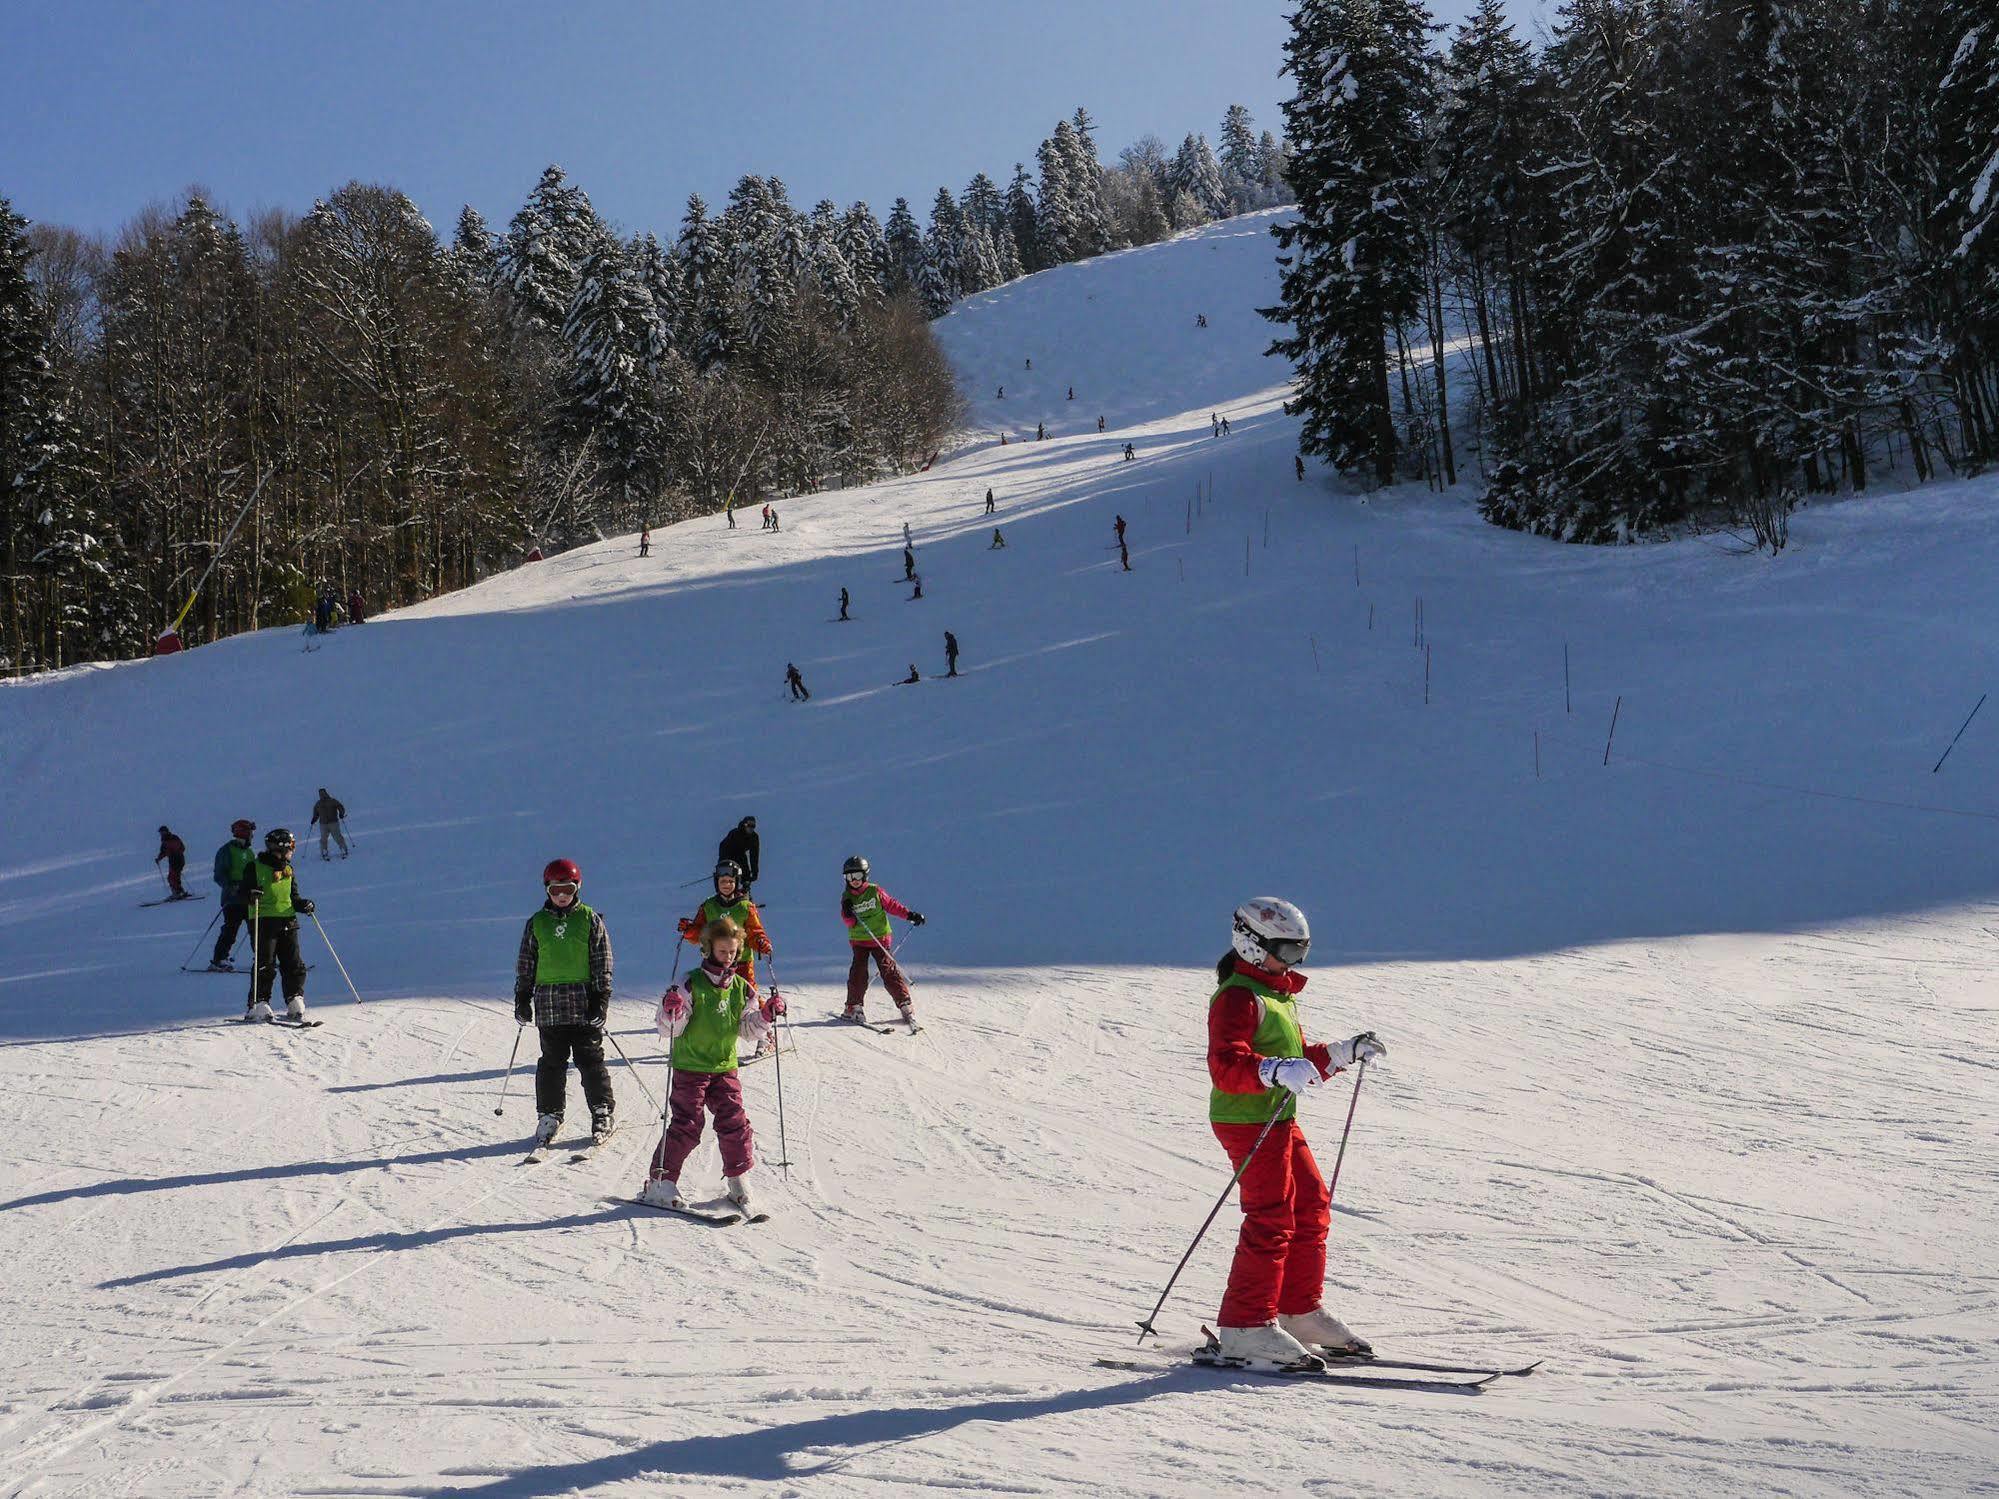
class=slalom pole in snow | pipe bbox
[603,1028,660,1116]
[1134,1092,1291,1344]
[178,908,222,971]
[309,912,366,1005]
[495,1025,525,1116]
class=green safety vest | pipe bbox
[1208,970,1306,1125]
[672,965,750,1074]
[844,883,892,944]
[249,859,298,920]
[531,904,596,986]
[219,840,255,888]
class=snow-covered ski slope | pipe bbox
[2,210,1996,1496]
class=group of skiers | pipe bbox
[509,831,927,1224]
[311,587,365,634]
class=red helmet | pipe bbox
[543,858,581,887]
[231,819,255,838]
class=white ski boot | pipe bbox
[1278,1307,1372,1358]
[246,999,274,1023]
[639,1177,685,1210]
[286,996,307,1022]
[725,1175,755,1215]
[533,1113,562,1147]
[1214,1321,1324,1373]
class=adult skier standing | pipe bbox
[985,488,995,515]
[512,859,616,1151]
[209,819,257,969]
[237,828,314,1022]
[944,631,960,677]
[641,916,780,1215]
[785,663,810,701]
[310,788,348,860]
[154,826,189,898]
[839,587,851,621]
[1204,898,1386,1371]
[839,855,925,1027]
[717,817,760,893]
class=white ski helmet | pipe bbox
[1233,897,1311,968]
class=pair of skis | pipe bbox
[523,1123,615,1166]
[831,1010,924,1036]
[141,892,206,908]
[1096,1329,1541,1396]
[631,1195,770,1227]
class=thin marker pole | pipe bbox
[1311,634,1320,673]
[1932,694,1987,774]
[1564,642,1571,714]
[1603,695,1622,765]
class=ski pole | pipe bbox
[603,1026,660,1116]
[1134,1091,1291,1344]
[1324,1057,1368,1205]
[494,1024,525,1116]
[765,958,792,1175]
[248,907,260,1014]
[309,912,366,1004]
[178,907,222,971]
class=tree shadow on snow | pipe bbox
[408,1372,1182,1494]
[5,1137,524,1213]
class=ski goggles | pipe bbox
[1261,935,1310,966]
[545,881,579,898]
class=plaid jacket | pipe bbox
[514,904,613,1027]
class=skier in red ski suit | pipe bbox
[1205,897,1386,1371]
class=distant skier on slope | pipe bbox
[718,817,760,892]
[642,915,780,1215]
[512,858,615,1151]
[1203,897,1386,1372]
[310,787,348,860]
[839,855,924,1027]
[839,587,851,621]
[900,663,921,684]
[944,630,959,677]
[237,828,315,1023]
[903,546,916,581]
[985,488,995,514]
[347,588,366,624]
[990,528,1007,549]
[1295,455,1305,482]
[154,826,189,898]
[209,819,257,969]
[786,663,810,701]
[639,528,651,558]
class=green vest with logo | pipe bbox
[845,883,892,944]
[1208,970,1305,1125]
[250,858,298,920]
[698,893,756,935]
[532,904,595,986]
[672,965,750,1074]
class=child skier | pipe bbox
[236,828,315,1021]
[839,855,925,1026]
[512,858,616,1150]
[154,826,188,898]
[641,916,781,1214]
[1205,898,1386,1371]
[677,860,772,986]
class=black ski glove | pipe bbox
[294,898,315,915]
[907,911,926,926]
[515,997,533,1026]
[586,1000,608,1030]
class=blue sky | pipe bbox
[4,0,1550,242]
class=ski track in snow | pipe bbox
[2,211,1997,1494]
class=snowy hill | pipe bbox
[2,210,1996,1495]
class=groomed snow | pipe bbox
[1,211,1995,1496]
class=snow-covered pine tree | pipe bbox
[1171,134,1231,224]
[1059,116,1114,255]
[960,223,1002,295]
[500,165,601,335]
[926,188,965,303]
[884,197,926,298]
[448,205,500,290]
[1219,105,1263,211]
[1005,164,1042,273]
[1036,132,1079,266]
[630,232,683,359]
[961,173,1006,243]
[1257,130,1294,204]
[559,231,668,535]
[1935,0,1998,458]
[1263,0,1434,487]
[838,201,889,299]
[677,194,735,371]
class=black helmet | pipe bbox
[158,824,171,834]
[842,855,869,878]
[740,816,756,831]
[266,827,295,852]
[714,860,743,887]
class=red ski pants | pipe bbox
[846,943,912,1009]
[1213,1120,1330,1328]
[650,1069,755,1181]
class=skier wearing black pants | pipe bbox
[945,631,960,677]
[236,828,313,1022]
[513,858,616,1148]
[209,818,257,969]
[718,816,760,893]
